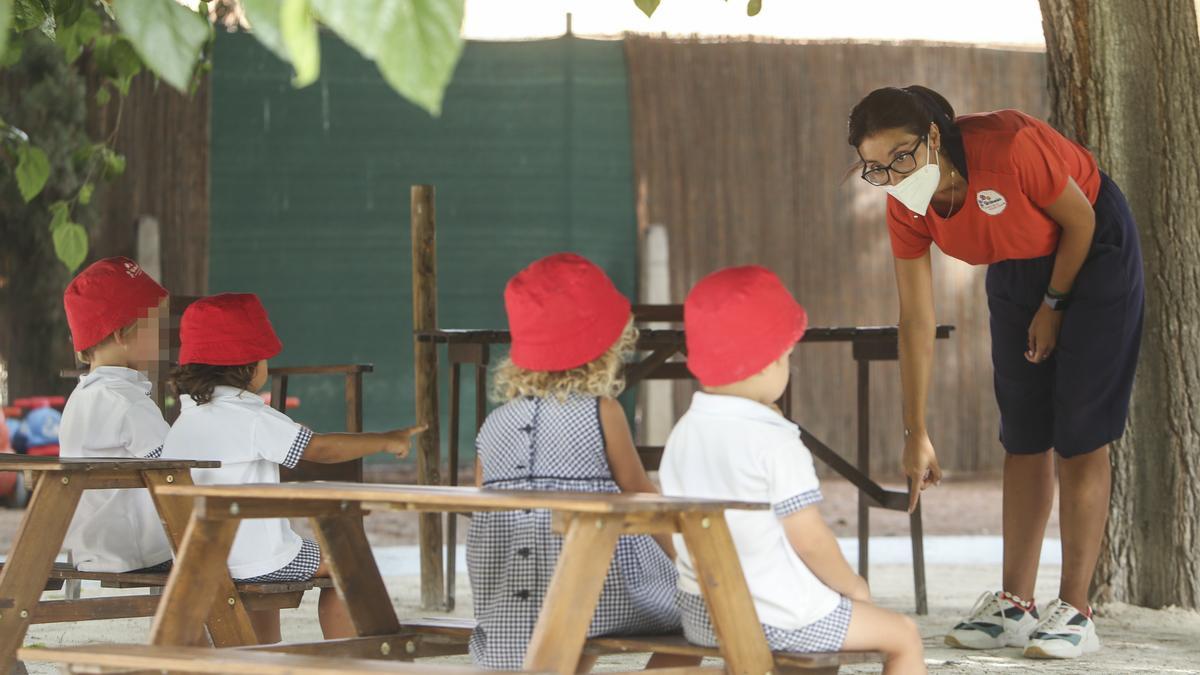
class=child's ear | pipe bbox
[111,323,136,350]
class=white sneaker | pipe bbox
[945,591,1040,649]
[1023,599,1101,659]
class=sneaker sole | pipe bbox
[1024,645,1079,659]
[945,634,1003,650]
[1025,641,1100,659]
[946,630,1033,650]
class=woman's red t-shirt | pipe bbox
[886,109,1100,265]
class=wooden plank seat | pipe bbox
[385,617,884,674]
[16,644,506,674]
[34,561,333,593]
[0,562,336,625]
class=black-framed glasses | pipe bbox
[860,136,925,186]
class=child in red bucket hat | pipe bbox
[58,257,174,574]
[661,266,926,674]
[467,253,691,670]
[162,292,424,644]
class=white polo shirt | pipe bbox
[59,367,173,572]
[659,391,841,630]
[162,386,311,580]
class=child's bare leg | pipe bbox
[645,652,703,668]
[841,601,925,675]
[247,608,282,644]
[314,558,355,639]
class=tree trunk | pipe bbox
[1040,0,1200,609]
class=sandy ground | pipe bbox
[20,564,1200,674]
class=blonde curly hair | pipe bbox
[492,318,638,402]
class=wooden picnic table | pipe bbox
[147,481,778,674]
[0,455,262,675]
[418,319,954,615]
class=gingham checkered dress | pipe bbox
[467,394,681,670]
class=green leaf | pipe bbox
[311,0,465,116]
[95,84,111,105]
[13,0,40,31]
[114,0,209,92]
[48,200,70,231]
[52,221,88,272]
[56,5,101,63]
[280,0,319,86]
[747,0,761,16]
[108,37,142,94]
[634,0,660,17]
[0,0,13,65]
[100,147,125,179]
[242,0,289,61]
[53,0,85,27]
[78,182,93,205]
[14,0,55,37]
[15,144,50,202]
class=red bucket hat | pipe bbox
[505,253,632,372]
[63,257,168,352]
[179,293,283,366]
[684,265,808,387]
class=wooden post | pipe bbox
[411,185,445,610]
[857,358,870,581]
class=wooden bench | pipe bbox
[17,644,504,674]
[100,482,884,675]
[380,616,882,674]
[9,562,335,623]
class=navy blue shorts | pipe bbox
[986,173,1144,458]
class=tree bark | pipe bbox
[1040,0,1200,609]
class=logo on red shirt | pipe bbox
[977,190,1008,216]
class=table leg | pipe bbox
[856,359,870,581]
[679,511,774,675]
[909,486,928,615]
[523,514,621,674]
[149,508,242,647]
[446,363,461,610]
[142,470,257,645]
[312,514,401,636]
[0,472,83,675]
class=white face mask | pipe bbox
[884,140,940,215]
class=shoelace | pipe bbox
[966,591,1005,621]
[1039,601,1076,631]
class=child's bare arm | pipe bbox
[781,506,870,602]
[598,398,676,558]
[599,398,658,494]
[302,425,426,464]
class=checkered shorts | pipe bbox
[679,591,852,653]
[234,539,321,583]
